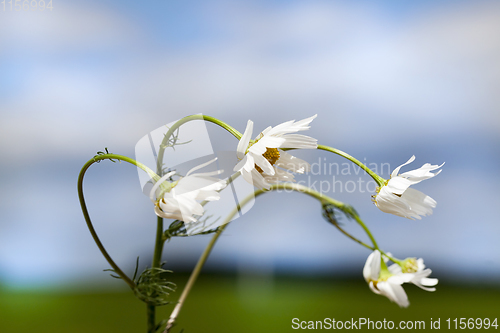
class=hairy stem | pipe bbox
[323,213,374,251]
[156,115,242,176]
[77,154,157,290]
[147,215,166,333]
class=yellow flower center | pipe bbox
[402,258,418,273]
[255,147,280,173]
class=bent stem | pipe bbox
[156,115,242,175]
[323,211,374,251]
[78,153,160,290]
[317,144,386,187]
[163,183,379,332]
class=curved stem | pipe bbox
[77,154,157,290]
[163,183,378,332]
[317,144,386,187]
[323,213,373,251]
[156,115,242,175]
[353,215,379,250]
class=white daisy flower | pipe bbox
[363,250,438,308]
[388,257,439,292]
[363,250,410,308]
[373,155,444,220]
[234,115,318,189]
[149,158,226,223]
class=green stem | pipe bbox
[78,154,158,290]
[152,216,165,268]
[317,144,386,187]
[147,304,155,333]
[156,115,242,175]
[147,215,165,333]
[353,215,379,250]
[323,213,374,251]
[162,182,378,332]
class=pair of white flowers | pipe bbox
[151,115,318,224]
[151,115,444,224]
[363,250,438,307]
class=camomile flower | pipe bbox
[363,250,438,307]
[388,257,438,292]
[363,250,410,308]
[234,115,318,189]
[150,158,226,223]
[372,155,444,220]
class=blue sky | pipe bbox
[0,0,499,288]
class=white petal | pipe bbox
[363,250,381,282]
[233,155,249,172]
[412,283,436,292]
[375,186,413,218]
[260,126,273,136]
[419,277,438,287]
[391,155,416,178]
[292,114,317,129]
[252,153,275,175]
[247,141,268,155]
[196,190,221,201]
[388,263,402,275]
[175,196,201,222]
[237,120,253,159]
[264,120,296,136]
[388,281,409,308]
[159,201,179,214]
[369,281,381,295]
[239,167,271,190]
[399,162,445,180]
[275,151,310,173]
[401,188,436,217]
[243,154,255,172]
[176,176,224,195]
[254,135,286,149]
[149,171,176,202]
[279,134,318,149]
[250,168,271,189]
[185,157,218,177]
[189,170,224,178]
[263,167,296,183]
[416,258,426,270]
[266,115,317,136]
[386,176,413,195]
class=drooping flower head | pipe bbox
[388,257,438,292]
[234,115,318,189]
[150,158,226,223]
[363,250,438,307]
[373,156,444,220]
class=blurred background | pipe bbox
[1,0,499,332]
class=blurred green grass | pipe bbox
[1,274,499,332]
